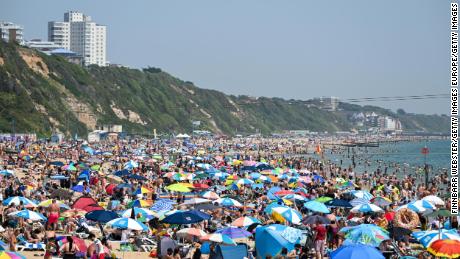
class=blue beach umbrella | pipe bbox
[350,190,374,200]
[350,198,370,207]
[85,210,119,223]
[330,244,384,259]
[350,204,383,213]
[339,224,389,247]
[412,229,460,247]
[151,199,175,212]
[3,196,37,207]
[8,209,46,221]
[304,200,330,214]
[216,227,252,239]
[162,210,209,224]
[106,217,148,231]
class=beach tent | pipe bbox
[255,225,300,258]
[210,243,250,259]
[72,196,103,212]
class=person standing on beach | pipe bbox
[47,199,59,231]
[313,221,327,259]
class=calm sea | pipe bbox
[317,139,449,175]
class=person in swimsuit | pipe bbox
[60,236,79,259]
[47,200,60,231]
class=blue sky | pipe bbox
[2,0,450,114]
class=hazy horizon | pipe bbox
[2,0,450,115]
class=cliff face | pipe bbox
[0,42,449,137]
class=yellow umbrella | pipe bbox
[166,183,192,192]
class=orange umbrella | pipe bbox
[427,239,460,258]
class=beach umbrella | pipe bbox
[128,199,152,208]
[371,196,392,207]
[3,196,37,207]
[216,227,252,239]
[166,183,192,193]
[114,169,130,177]
[71,182,91,193]
[193,183,210,190]
[412,229,460,247]
[121,207,156,219]
[249,172,261,180]
[50,161,64,166]
[176,228,207,239]
[0,251,27,259]
[427,239,460,258]
[201,233,236,246]
[302,215,331,225]
[214,197,242,207]
[349,198,370,207]
[330,244,384,259]
[422,195,445,206]
[0,170,14,176]
[90,164,100,171]
[235,178,254,185]
[325,199,353,208]
[202,191,220,200]
[255,224,301,257]
[63,163,77,171]
[162,210,210,224]
[38,199,70,209]
[351,204,383,213]
[316,196,333,203]
[85,210,119,223]
[274,190,294,196]
[350,190,374,200]
[105,217,148,231]
[151,200,175,212]
[398,200,436,213]
[124,160,138,169]
[424,208,454,217]
[283,194,307,202]
[133,187,152,195]
[231,216,262,227]
[128,174,148,181]
[272,207,302,225]
[304,200,330,214]
[181,198,211,206]
[8,209,46,221]
[339,224,390,247]
[264,202,288,214]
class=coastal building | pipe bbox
[315,96,339,111]
[0,21,24,45]
[26,39,62,53]
[48,11,106,66]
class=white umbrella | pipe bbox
[181,198,211,206]
[422,195,445,206]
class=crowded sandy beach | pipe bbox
[0,134,454,259]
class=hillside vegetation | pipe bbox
[0,42,449,137]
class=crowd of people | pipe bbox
[0,136,455,259]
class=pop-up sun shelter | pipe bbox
[255,224,301,258]
[209,243,250,259]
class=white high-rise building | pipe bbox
[48,11,106,66]
[0,21,24,45]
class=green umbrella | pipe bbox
[425,208,454,217]
[316,196,333,203]
[91,164,101,171]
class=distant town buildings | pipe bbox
[0,21,24,45]
[316,97,339,111]
[350,112,402,133]
[48,11,106,66]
